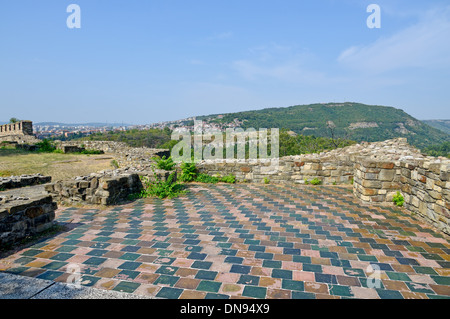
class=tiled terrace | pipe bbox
[1,184,449,299]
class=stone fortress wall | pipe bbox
[0,121,33,136]
[0,120,40,144]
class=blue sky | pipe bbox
[1,0,449,124]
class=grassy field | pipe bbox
[0,147,115,181]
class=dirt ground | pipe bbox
[0,148,115,181]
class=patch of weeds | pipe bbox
[264,177,270,184]
[195,173,219,184]
[393,191,404,207]
[153,156,176,171]
[310,178,322,185]
[111,159,120,169]
[130,170,186,200]
[180,162,198,182]
[220,174,236,184]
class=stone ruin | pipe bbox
[1,136,448,247]
[0,120,40,145]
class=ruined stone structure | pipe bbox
[0,195,57,246]
[0,174,52,191]
[0,121,33,136]
[0,120,40,144]
[45,169,175,206]
[55,140,169,169]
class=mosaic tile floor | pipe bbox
[1,184,449,299]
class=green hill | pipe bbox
[198,102,449,151]
[422,120,450,135]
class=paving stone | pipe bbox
[1,184,449,300]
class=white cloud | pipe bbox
[232,43,329,84]
[206,31,233,41]
[338,6,450,73]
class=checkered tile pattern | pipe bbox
[1,184,449,299]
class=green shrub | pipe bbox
[36,139,57,153]
[393,192,404,207]
[153,156,176,171]
[180,162,198,182]
[220,174,236,184]
[304,179,310,185]
[196,173,219,184]
[111,160,119,169]
[134,171,186,199]
[310,178,322,185]
[80,149,103,155]
[264,177,270,184]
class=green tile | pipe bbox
[43,261,67,270]
[80,275,101,287]
[195,270,218,281]
[406,246,426,253]
[37,270,63,281]
[242,286,267,299]
[413,266,438,276]
[358,255,378,262]
[156,287,183,299]
[329,285,353,297]
[117,270,140,280]
[50,253,74,261]
[282,279,304,291]
[431,276,450,286]
[386,272,411,282]
[113,281,140,293]
[119,253,140,261]
[302,263,322,273]
[237,275,260,286]
[272,269,292,280]
[154,275,180,287]
[292,291,316,299]
[376,289,403,299]
[21,249,43,257]
[83,257,106,266]
[262,260,282,268]
[56,246,77,253]
[197,280,221,293]
[405,282,435,294]
[156,266,179,275]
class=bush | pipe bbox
[153,156,176,171]
[153,156,177,171]
[264,177,270,184]
[36,139,57,153]
[195,173,219,184]
[134,171,186,199]
[220,174,236,184]
[111,160,119,169]
[310,178,322,185]
[180,162,198,182]
[180,163,198,182]
[80,149,104,155]
[393,192,404,207]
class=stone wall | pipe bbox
[45,169,174,206]
[353,157,450,235]
[55,140,170,169]
[196,138,422,185]
[0,174,52,191]
[0,195,57,246]
[196,157,355,185]
[0,121,33,137]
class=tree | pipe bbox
[9,118,19,123]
